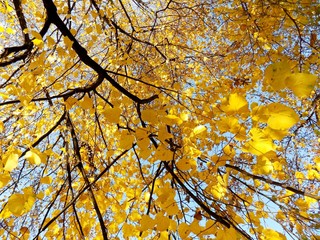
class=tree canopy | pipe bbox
[0,0,319,239]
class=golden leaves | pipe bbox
[5,188,36,217]
[251,102,299,140]
[261,229,286,240]
[25,150,42,165]
[31,30,43,46]
[119,132,135,149]
[192,125,207,136]
[243,128,276,156]
[286,73,318,98]
[4,152,19,172]
[141,109,158,123]
[139,215,155,231]
[0,172,11,188]
[7,194,26,216]
[178,222,191,239]
[210,172,229,199]
[264,61,318,98]
[221,93,248,113]
[176,157,196,171]
[78,95,93,110]
[103,107,121,123]
[265,61,290,91]
[267,103,299,130]
[216,227,238,240]
[64,97,77,110]
[0,0,318,238]
[154,144,173,161]
[163,114,183,125]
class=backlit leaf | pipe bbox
[192,125,207,135]
[221,93,248,113]
[264,61,291,91]
[0,172,11,188]
[285,73,317,98]
[78,95,93,110]
[103,107,121,123]
[7,194,25,216]
[163,114,183,125]
[140,215,155,231]
[119,132,135,149]
[267,103,299,130]
[4,153,19,172]
[25,150,41,165]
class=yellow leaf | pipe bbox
[163,114,183,125]
[256,156,274,174]
[216,227,237,240]
[179,111,189,121]
[265,127,288,140]
[19,95,32,106]
[20,227,30,240]
[137,137,149,150]
[25,150,41,165]
[154,145,173,161]
[264,61,291,91]
[5,0,14,12]
[262,229,286,240]
[78,95,93,110]
[267,103,299,130]
[0,121,4,132]
[6,27,15,34]
[234,213,244,224]
[0,172,11,188]
[155,213,170,231]
[64,97,77,110]
[140,215,155,231]
[223,144,235,157]
[30,30,43,41]
[166,204,179,216]
[176,157,193,171]
[211,184,226,199]
[158,126,173,142]
[135,128,149,140]
[211,173,228,199]
[32,39,43,46]
[119,132,135,149]
[221,93,248,113]
[144,192,150,202]
[243,128,276,155]
[7,194,25,216]
[305,196,317,205]
[285,73,317,98]
[178,223,190,239]
[63,36,73,49]
[4,153,19,171]
[40,176,52,184]
[216,116,239,133]
[24,195,36,212]
[141,109,158,123]
[46,36,56,46]
[139,147,152,159]
[37,192,45,199]
[192,125,207,135]
[103,107,121,123]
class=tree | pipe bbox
[0,0,319,239]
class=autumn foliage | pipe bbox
[0,0,319,239]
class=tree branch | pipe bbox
[225,164,320,200]
[41,0,158,104]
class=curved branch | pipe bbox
[225,164,320,200]
[42,0,158,104]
